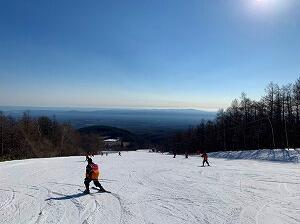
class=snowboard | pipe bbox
[91,187,111,193]
[78,187,111,194]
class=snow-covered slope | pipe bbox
[0,151,299,224]
[209,149,300,163]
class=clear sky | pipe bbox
[1,0,300,111]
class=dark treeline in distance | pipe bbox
[0,112,78,160]
[163,78,300,154]
[0,112,120,161]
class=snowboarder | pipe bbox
[118,151,121,156]
[201,152,210,167]
[84,158,107,193]
[173,149,177,158]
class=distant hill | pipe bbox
[0,107,216,135]
[78,125,138,142]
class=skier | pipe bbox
[84,158,107,193]
[201,152,210,167]
[118,151,121,156]
[173,149,177,158]
[185,150,188,158]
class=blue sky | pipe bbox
[1,0,300,111]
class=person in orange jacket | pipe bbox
[201,152,210,167]
[84,158,107,193]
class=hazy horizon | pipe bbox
[0,105,218,112]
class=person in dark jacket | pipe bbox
[185,150,189,158]
[84,158,106,193]
[201,152,210,167]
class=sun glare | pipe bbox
[255,0,263,7]
[249,0,289,15]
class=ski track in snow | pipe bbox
[0,151,299,224]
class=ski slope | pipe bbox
[0,151,299,224]
[209,149,300,163]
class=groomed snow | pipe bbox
[0,151,299,224]
[209,149,300,163]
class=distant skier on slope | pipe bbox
[84,158,107,193]
[201,152,210,167]
[185,150,189,158]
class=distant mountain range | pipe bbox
[0,107,216,135]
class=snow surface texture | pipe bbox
[0,151,299,224]
[209,149,300,163]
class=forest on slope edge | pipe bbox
[161,77,300,154]
[0,113,138,161]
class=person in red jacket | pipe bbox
[201,152,210,167]
[84,158,107,193]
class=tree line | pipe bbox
[0,112,104,161]
[163,77,300,154]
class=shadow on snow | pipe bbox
[45,192,86,201]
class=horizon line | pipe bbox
[0,105,220,112]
